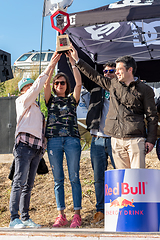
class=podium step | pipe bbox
[0,228,160,240]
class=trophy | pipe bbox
[56,34,71,53]
[50,1,73,53]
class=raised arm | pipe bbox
[69,44,111,92]
[66,49,82,103]
[44,51,62,104]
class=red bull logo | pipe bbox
[110,197,135,209]
[104,169,159,232]
[105,182,146,196]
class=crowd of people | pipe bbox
[8,44,158,229]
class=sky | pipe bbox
[0,0,114,65]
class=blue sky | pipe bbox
[0,0,114,65]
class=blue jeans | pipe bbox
[47,137,82,211]
[9,142,41,221]
[91,136,115,214]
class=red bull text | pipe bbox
[105,182,146,196]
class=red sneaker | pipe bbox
[52,214,68,227]
[70,214,82,228]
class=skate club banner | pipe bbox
[105,169,160,232]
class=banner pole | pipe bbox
[38,0,46,106]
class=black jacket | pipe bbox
[82,75,105,131]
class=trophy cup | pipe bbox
[50,4,72,53]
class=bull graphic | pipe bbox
[110,197,135,208]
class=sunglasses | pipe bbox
[103,69,115,74]
[54,81,66,86]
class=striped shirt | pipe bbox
[15,113,46,155]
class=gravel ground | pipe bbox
[0,148,159,228]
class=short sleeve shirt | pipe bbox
[45,94,80,139]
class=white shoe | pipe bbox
[9,218,26,229]
[22,218,41,228]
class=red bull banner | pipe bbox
[105,169,160,232]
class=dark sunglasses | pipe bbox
[103,69,115,74]
[54,81,66,86]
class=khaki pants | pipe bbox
[111,137,145,169]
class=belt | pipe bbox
[91,134,110,139]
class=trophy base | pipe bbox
[57,34,71,53]
[57,49,70,54]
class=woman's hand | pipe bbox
[65,44,79,63]
[44,51,62,76]
[65,49,75,66]
[49,51,62,68]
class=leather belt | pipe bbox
[91,134,110,139]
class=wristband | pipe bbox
[76,58,80,64]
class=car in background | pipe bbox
[13,50,54,77]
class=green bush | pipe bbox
[0,77,20,97]
[40,92,48,119]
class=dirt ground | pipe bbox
[0,149,159,228]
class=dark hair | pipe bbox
[115,55,137,76]
[103,61,116,68]
[52,72,71,96]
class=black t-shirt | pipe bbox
[45,94,80,139]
